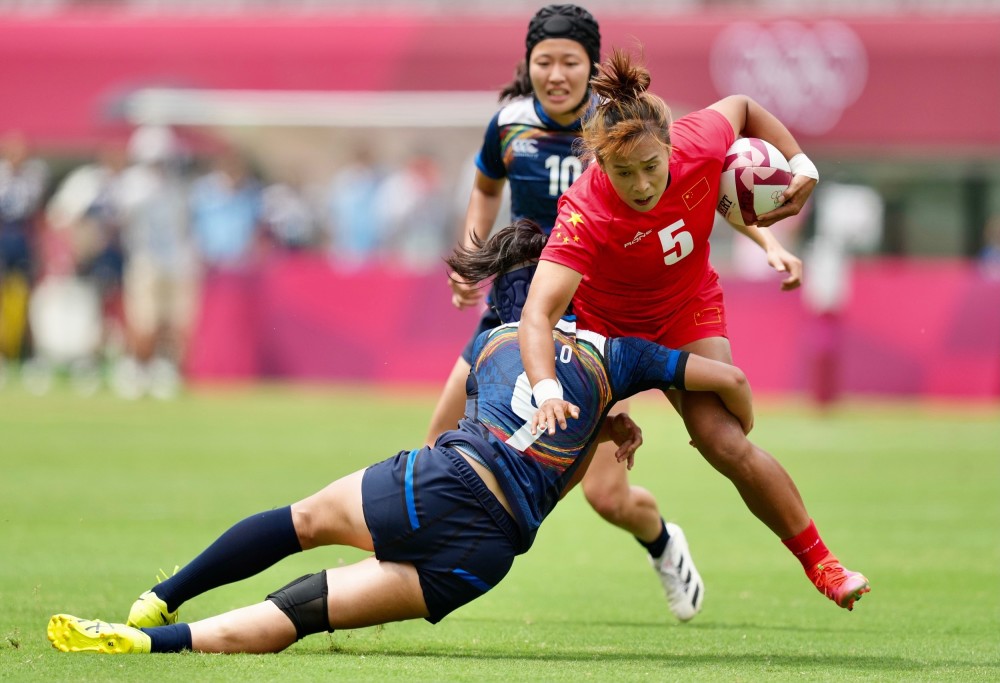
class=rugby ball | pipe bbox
[716,138,792,227]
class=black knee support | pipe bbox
[266,571,332,639]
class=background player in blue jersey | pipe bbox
[428,4,601,444]
[47,308,753,655]
[426,4,704,623]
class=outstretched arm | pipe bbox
[680,355,754,435]
[709,95,818,228]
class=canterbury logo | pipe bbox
[623,229,653,248]
[511,139,538,155]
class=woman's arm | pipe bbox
[680,354,755,435]
[709,95,817,228]
[518,259,583,433]
[450,172,507,309]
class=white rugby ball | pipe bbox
[716,138,792,227]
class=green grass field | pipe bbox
[1,385,998,682]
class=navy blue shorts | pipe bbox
[361,445,519,623]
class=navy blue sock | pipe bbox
[142,623,192,653]
[636,518,670,559]
[153,506,302,612]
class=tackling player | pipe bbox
[47,315,752,654]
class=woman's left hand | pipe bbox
[756,175,817,228]
[608,412,643,470]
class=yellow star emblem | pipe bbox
[568,212,584,226]
[573,235,580,242]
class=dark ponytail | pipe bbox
[446,219,549,286]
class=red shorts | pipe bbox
[575,281,727,349]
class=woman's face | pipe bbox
[601,137,671,213]
[529,39,591,125]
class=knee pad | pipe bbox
[266,571,332,639]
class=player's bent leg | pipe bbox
[682,395,871,609]
[675,338,870,610]
[291,469,373,551]
[680,389,808,539]
[581,440,662,538]
[424,357,472,445]
[188,601,299,654]
[581,401,703,621]
[189,558,427,653]
[580,401,662,539]
[128,505,304,627]
[324,557,429,628]
[191,570,334,653]
[676,336,808,538]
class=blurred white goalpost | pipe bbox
[123,88,500,128]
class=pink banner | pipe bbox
[724,260,1000,398]
[186,254,482,384]
[1,11,998,151]
[187,254,1000,399]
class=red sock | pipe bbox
[782,519,831,570]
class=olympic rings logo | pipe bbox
[710,21,868,135]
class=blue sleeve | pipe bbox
[474,112,507,180]
[605,337,690,399]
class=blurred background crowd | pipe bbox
[1,0,999,401]
[1,126,460,398]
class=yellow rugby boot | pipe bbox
[47,614,151,654]
[127,566,179,628]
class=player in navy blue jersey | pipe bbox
[47,316,752,655]
[427,5,706,624]
[427,4,601,446]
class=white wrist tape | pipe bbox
[788,153,819,180]
[532,378,563,406]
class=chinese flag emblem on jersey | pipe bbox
[555,212,585,245]
[682,177,710,210]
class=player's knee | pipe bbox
[289,503,321,549]
[266,571,332,641]
[582,478,630,524]
[692,428,753,478]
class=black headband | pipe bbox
[525,4,601,67]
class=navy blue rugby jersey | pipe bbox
[451,319,689,552]
[474,96,588,233]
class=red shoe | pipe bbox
[806,554,870,610]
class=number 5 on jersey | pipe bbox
[658,218,693,265]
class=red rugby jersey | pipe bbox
[542,108,735,338]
